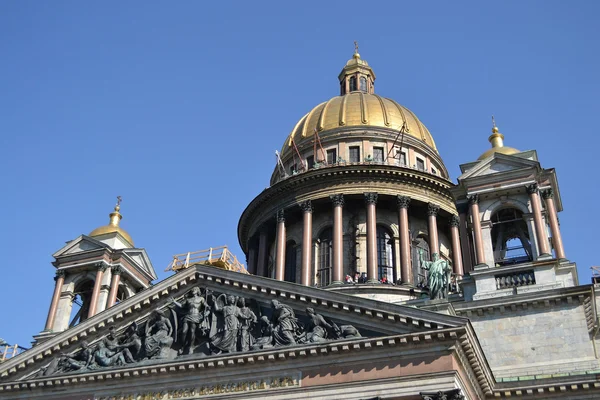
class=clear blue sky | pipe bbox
[1,1,599,347]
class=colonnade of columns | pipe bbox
[467,183,566,268]
[44,265,126,332]
[248,193,465,287]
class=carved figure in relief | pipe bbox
[60,341,94,371]
[304,307,332,343]
[419,249,452,300]
[93,341,126,367]
[251,316,275,350]
[237,298,258,352]
[169,286,208,355]
[144,309,174,359]
[210,294,251,353]
[115,322,142,362]
[271,300,301,346]
[331,321,361,339]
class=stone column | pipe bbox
[364,192,378,283]
[542,189,566,259]
[246,246,257,275]
[527,183,551,257]
[44,270,66,331]
[87,264,107,318]
[107,266,122,308]
[300,200,313,286]
[427,203,440,256]
[397,195,412,284]
[330,194,345,284]
[256,230,268,277]
[274,210,286,281]
[450,215,464,276]
[457,203,474,273]
[468,194,486,266]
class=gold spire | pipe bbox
[492,115,499,133]
[89,196,134,246]
[353,40,360,59]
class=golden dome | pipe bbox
[89,200,134,246]
[477,120,520,160]
[282,92,437,155]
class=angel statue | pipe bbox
[169,286,208,355]
[419,249,452,300]
[144,309,174,359]
[209,294,253,354]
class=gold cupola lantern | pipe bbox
[338,41,376,95]
[477,116,520,160]
[89,196,134,246]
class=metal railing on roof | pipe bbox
[165,245,247,274]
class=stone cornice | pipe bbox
[239,164,457,251]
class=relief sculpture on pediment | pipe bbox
[33,285,363,378]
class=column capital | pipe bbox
[96,263,108,272]
[299,200,313,213]
[420,388,464,400]
[467,193,479,205]
[364,192,378,205]
[397,195,411,209]
[541,188,554,199]
[111,266,123,276]
[526,183,539,194]
[450,214,460,227]
[330,194,345,207]
[427,203,440,217]
[54,270,67,280]
[276,209,285,223]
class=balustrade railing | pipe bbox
[495,270,536,290]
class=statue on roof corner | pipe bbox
[419,250,452,300]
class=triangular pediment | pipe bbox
[1,265,468,384]
[52,235,110,257]
[459,152,540,181]
[122,248,157,280]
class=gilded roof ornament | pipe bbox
[89,196,135,245]
[353,40,360,59]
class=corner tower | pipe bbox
[239,48,461,302]
[37,198,157,343]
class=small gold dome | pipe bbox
[281,92,436,157]
[477,121,520,160]
[89,202,134,246]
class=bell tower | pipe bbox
[35,198,157,343]
[338,42,376,95]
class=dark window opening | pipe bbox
[360,77,367,91]
[289,163,297,175]
[491,208,533,265]
[69,280,95,328]
[326,149,337,165]
[377,226,395,282]
[307,155,315,169]
[412,236,430,288]
[317,228,333,287]
[416,158,425,171]
[349,146,360,163]
[284,241,297,283]
[349,76,357,92]
[373,147,384,163]
[396,150,407,166]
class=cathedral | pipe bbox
[1,48,598,400]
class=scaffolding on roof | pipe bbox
[0,340,27,363]
[165,245,248,274]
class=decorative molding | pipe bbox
[364,192,378,205]
[330,193,345,207]
[276,209,285,223]
[54,270,67,280]
[467,194,479,205]
[397,195,411,209]
[427,203,439,217]
[541,188,554,199]
[111,266,123,276]
[299,200,313,213]
[526,183,539,194]
[450,215,460,227]
[420,389,464,400]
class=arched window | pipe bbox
[412,235,430,288]
[69,280,94,328]
[491,208,533,265]
[349,76,357,92]
[376,226,395,282]
[284,240,297,283]
[317,228,333,287]
[360,77,367,91]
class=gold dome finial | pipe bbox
[109,196,123,226]
[492,115,499,133]
[89,196,134,245]
[353,40,360,59]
